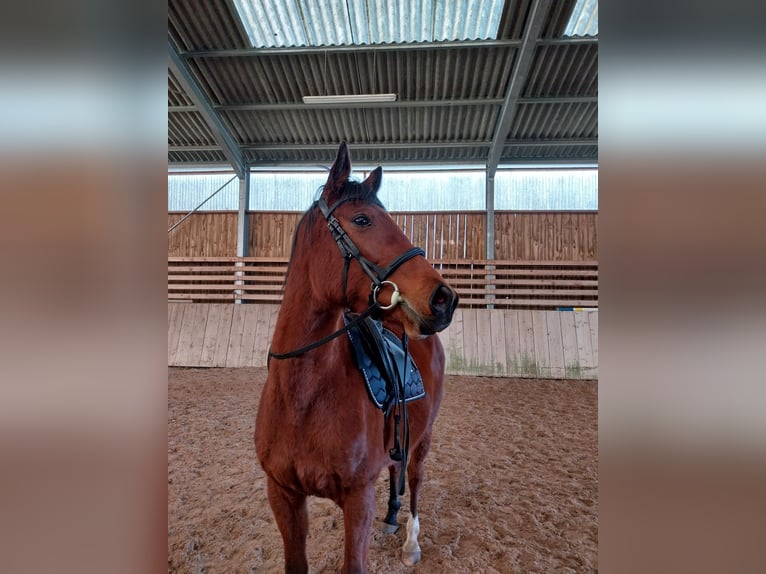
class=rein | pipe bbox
[267,303,378,361]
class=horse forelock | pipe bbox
[321,178,386,211]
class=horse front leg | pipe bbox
[341,484,376,574]
[382,464,401,533]
[401,434,432,566]
[266,476,309,574]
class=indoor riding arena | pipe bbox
[168,0,598,572]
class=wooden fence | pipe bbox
[167,303,597,379]
[168,211,597,261]
[168,257,598,310]
[168,210,598,378]
[168,257,288,304]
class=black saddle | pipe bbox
[344,312,425,412]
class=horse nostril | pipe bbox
[430,284,456,316]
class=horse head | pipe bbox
[307,141,458,338]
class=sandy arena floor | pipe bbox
[168,367,597,573]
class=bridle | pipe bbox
[318,195,425,309]
[267,192,424,361]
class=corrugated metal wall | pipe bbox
[494,169,597,210]
[168,168,597,211]
[378,172,486,211]
[167,173,240,211]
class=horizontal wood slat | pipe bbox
[167,303,598,379]
[169,257,598,309]
[168,293,282,303]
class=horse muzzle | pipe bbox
[419,283,458,334]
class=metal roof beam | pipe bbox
[217,98,504,111]
[504,139,596,147]
[169,146,223,152]
[486,0,553,178]
[182,40,521,58]
[168,139,597,153]
[168,96,596,114]
[242,142,491,152]
[179,37,595,59]
[169,158,598,170]
[168,40,247,178]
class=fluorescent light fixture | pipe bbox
[302,93,397,105]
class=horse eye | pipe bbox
[352,214,371,227]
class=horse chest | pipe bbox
[257,371,388,495]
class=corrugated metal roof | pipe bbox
[165,141,597,166]
[523,43,598,96]
[169,0,249,51]
[187,47,516,105]
[563,0,597,37]
[509,102,597,139]
[168,0,598,168]
[168,70,195,106]
[231,0,505,48]
[169,149,230,164]
[168,111,217,145]
[221,105,499,145]
[501,143,597,161]
[243,145,493,165]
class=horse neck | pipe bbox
[271,246,344,353]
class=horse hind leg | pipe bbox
[401,434,432,566]
[266,476,309,574]
[382,464,401,533]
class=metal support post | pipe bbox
[235,172,250,303]
[486,174,496,309]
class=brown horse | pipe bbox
[254,142,458,573]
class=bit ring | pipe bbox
[373,281,402,310]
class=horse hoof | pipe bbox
[401,548,421,566]
[382,522,399,534]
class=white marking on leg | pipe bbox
[401,514,421,566]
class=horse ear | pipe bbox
[362,166,383,196]
[323,141,352,202]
